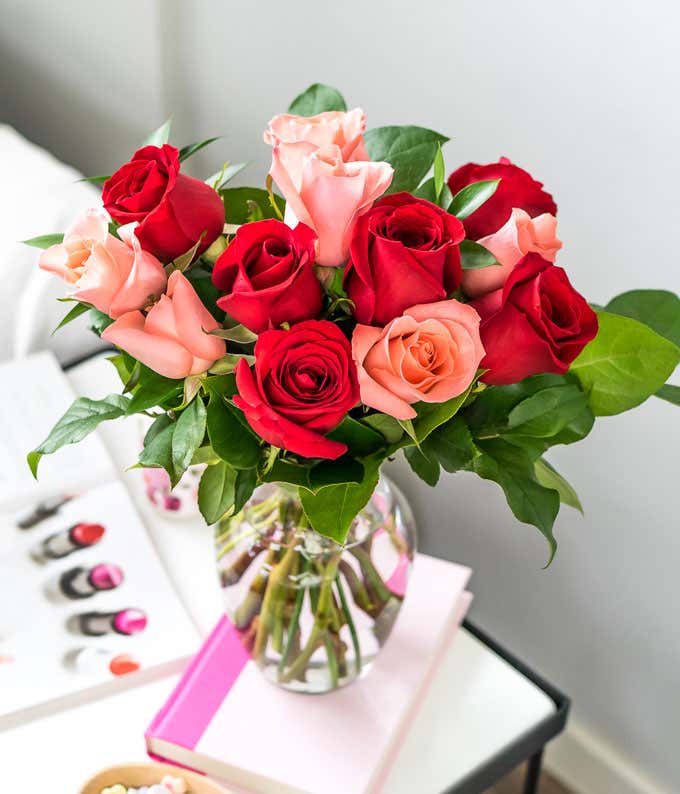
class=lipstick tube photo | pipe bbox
[58,563,124,600]
[39,522,105,560]
[75,608,147,637]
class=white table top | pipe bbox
[1,354,557,793]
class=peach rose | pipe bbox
[102,270,226,379]
[264,108,369,189]
[352,300,485,420]
[39,208,167,318]
[461,208,562,299]
[271,143,393,266]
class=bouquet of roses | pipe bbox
[27,82,680,565]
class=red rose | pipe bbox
[343,192,465,326]
[447,157,557,240]
[472,253,598,385]
[233,320,359,460]
[102,144,224,262]
[212,220,322,333]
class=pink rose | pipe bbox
[39,208,167,318]
[352,300,485,420]
[102,270,226,379]
[269,143,393,267]
[462,209,562,299]
[264,108,369,190]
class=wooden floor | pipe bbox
[485,763,572,794]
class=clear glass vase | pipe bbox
[214,475,416,694]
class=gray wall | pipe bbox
[2,0,679,789]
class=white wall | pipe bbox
[2,1,679,790]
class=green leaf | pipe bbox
[88,308,114,336]
[438,184,453,211]
[327,417,385,457]
[234,467,258,512]
[361,413,404,444]
[170,236,206,273]
[507,385,589,438]
[198,461,236,524]
[363,126,449,194]
[413,177,436,202]
[299,456,382,543]
[656,383,680,406]
[605,289,680,348]
[206,394,261,469]
[208,353,255,375]
[570,311,680,416]
[288,83,347,115]
[423,415,479,473]
[207,162,250,190]
[52,301,90,334]
[22,233,64,249]
[449,179,500,219]
[138,423,176,484]
[144,414,173,447]
[28,394,129,477]
[172,398,207,481]
[535,458,583,514]
[76,175,110,184]
[433,143,445,201]
[179,137,220,162]
[221,187,285,225]
[262,459,313,488]
[405,445,440,486]
[473,439,559,562]
[411,381,476,442]
[142,117,172,147]
[307,458,365,491]
[208,324,258,344]
[126,368,183,414]
[459,239,502,270]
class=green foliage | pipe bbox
[656,383,680,406]
[327,417,385,457]
[534,458,583,513]
[77,175,110,184]
[179,137,220,162]
[172,397,207,481]
[138,423,176,483]
[52,301,90,334]
[126,367,183,414]
[459,239,502,270]
[605,289,680,347]
[409,382,477,442]
[299,455,382,543]
[414,177,437,202]
[221,187,285,225]
[88,308,114,336]
[422,416,479,473]
[288,83,347,115]
[433,143,445,202]
[22,233,64,249]
[234,467,258,513]
[142,118,172,147]
[449,179,500,219]
[207,162,250,190]
[206,391,261,469]
[405,445,440,486]
[28,394,129,477]
[360,413,404,443]
[198,461,237,524]
[506,385,589,438]
[571,311,680,416]
[363,126,449,194]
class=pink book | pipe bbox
[146,554,472,794]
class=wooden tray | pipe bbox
[78,762,231,794]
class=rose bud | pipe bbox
[352,300,484,420]
[472,253,598,386]
[447,157,557,240]
[264,108,370,190]
[233,320,360,460]
[269,143,393,267]
[39,207,166,318]
[103,144,224,262]
[212,219,322,334]
[102,270,226,379]
[462,208,562,299]
[344,193,465,326]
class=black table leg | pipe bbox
[523,748,544,794]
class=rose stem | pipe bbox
[233,548,276,629]
[279,556,340,684]
[350,547,394,605]
[323,635,339,689]
[220,538,268,587]
[278,558,309,675]
[336,574,362,674]
[338,559,380,618]
[253,544,297,659]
